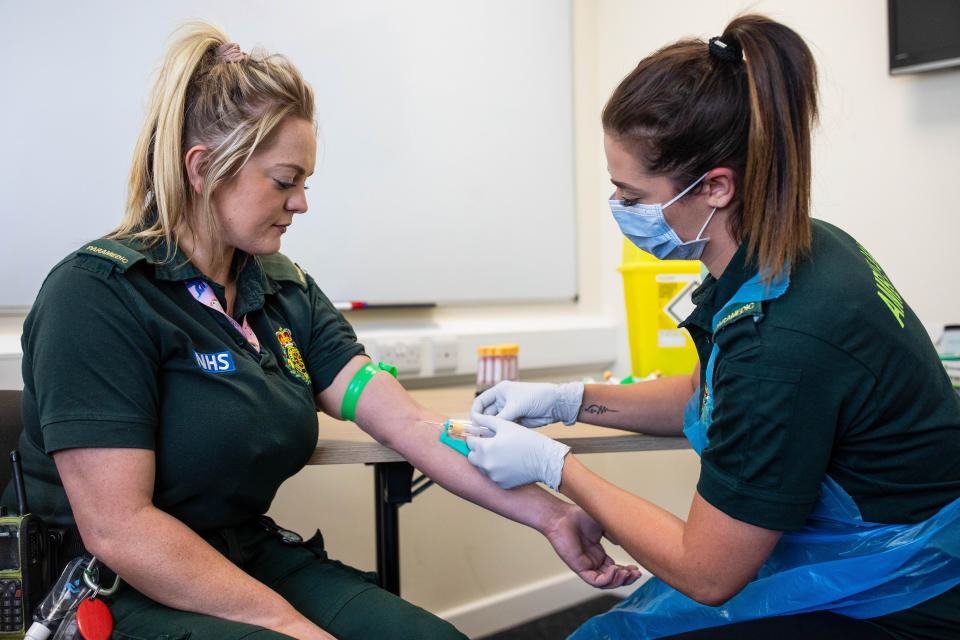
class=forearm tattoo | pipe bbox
[582,403,619,416]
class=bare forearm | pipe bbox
[83,507,322,636]
[576,374,696,435]
[559,454,779,605]
[378,404,567,530]
[559,455,718,603]
[320,358,569,530]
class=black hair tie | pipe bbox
[709,36,742,63]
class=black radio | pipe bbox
[0,452,46,638]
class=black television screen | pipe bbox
[889,0,960,74]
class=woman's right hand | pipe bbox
[471,381,584,427]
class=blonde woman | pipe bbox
[11,23,638,639]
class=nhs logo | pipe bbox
[194,350,236,373]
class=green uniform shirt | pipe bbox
[14,237,365,532]
[680,219,960,640]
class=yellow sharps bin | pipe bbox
[617,238,702,377]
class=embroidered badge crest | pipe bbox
[275,328,311,384]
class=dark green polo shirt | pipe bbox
[680,219,960,640]
[12,237,365,533]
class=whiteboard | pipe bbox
[0,0,577,307]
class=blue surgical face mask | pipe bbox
[609,173,716,261]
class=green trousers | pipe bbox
[105,521,467,640]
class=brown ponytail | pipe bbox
[602,14,818,282]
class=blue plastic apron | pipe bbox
[570,270,960,640]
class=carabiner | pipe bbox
[83,556,122,597]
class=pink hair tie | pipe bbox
[215,42,246,63]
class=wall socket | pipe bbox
[432,335,458,372]
[375,338,423,373]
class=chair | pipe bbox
[0,390,24,491]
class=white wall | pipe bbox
[2,0,959,637]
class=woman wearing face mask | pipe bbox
[9,22,640,640]
[467,14,960,640]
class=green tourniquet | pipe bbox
[340,361,398,421]
[679,219,960,640]
[377,361,398,378]
[106,521,466,639]
[10,236,365,532]
[341,363,380,421]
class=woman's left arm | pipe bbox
[466,414,782,605]
[559,455,779,605]
[315,356,641,589]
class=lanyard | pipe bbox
[185,279,260,353]
[683,268,790,454]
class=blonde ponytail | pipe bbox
[112,22,315,263]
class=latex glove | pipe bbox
[543,503,643,589]
[472,381,585,427]
[466,412,570,490]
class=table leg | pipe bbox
[374,461,414,596]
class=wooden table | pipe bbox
[309,386,690,595]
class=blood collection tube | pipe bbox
[492,345,504,386]
[476,346,493,396]
[501,343,519,381]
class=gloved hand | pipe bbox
[471,381,585,427]
[466,412,571,490]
